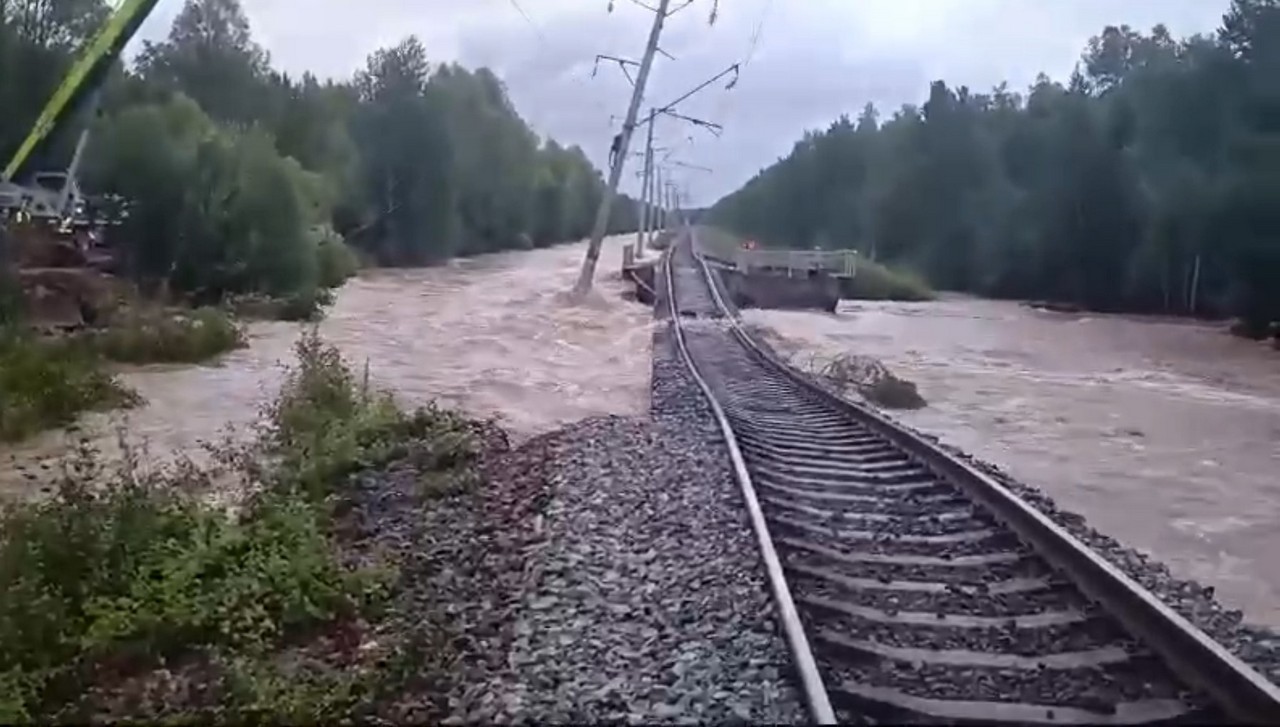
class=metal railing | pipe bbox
[732,248,857,277]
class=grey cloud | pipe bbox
[132,0,1232,206]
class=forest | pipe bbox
[1,0,641,309]
[711,0,1280,335]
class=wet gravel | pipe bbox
[830,656,1188,709]
[794,574,1083,617]
[783,549,1051,586]
[820,615,1130,655]
[771,519,1025,558]
[481,320,805,724]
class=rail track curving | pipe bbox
[661,230,1280,725]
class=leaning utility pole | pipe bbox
[573,0,672,297]
[670,179,680,227]
[640,107,658,255]
[654,164,665,235]
[635,156,649,256]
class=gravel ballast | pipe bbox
[744,321,1280,690]
[487,321,805,723]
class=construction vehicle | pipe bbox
[1,0,164,329]
[1,0,162,231]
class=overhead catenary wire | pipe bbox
[505,0,545,40]
[502,0,619,161]
[709,0,775,126]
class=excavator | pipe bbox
[0,0,162,230]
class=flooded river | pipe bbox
[743,297,1280,628]
[4,242,1279,629]
[1,236,654,496]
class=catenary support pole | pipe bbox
[573,0,671,297]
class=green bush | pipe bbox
[89,307,246,364]
[314,227,360,290]
[0,441,355,721]
[0,333,139,442]
[85,97,342,306]
[265,328,475,499]
[0,329,476,720]
[275,287,335,322]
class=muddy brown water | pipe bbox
[743,296,1280,628]
[1,236,655,497]
[4,246,1278,630]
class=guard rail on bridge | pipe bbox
[731,248,857,277]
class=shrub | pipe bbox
[0,439,356,721]
[264,328,475,499]
[314,227,360,290]
[275,286,335,322]
[85,97,340,307]
[0,327,485,720]
[89,307,246,364]
[0,333,139,442]
[0,328,476,720]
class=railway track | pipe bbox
[662,231,1280,725]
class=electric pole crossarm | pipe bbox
[660,110,723,137]
[656,63,740,113]
[574,0,672,296]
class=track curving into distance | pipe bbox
[661,230,1280,725]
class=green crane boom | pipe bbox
[2,0,163,183]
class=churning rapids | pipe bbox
[4,238,1279,629]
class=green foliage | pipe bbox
[0,440,354,721]
[711,8,1280,330]
[219,653,366,722]
[0,272,21,328]
[0,328,482,720]
[844,258,935,301]
[89,307,245,364]
[264,328,476,499]
[8,0,645,314]
[0,332,138,442]
[314,227,359,289]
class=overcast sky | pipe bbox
[132,0,1231,206]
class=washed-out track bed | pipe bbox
[662,232,1280,725]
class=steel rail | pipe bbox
[682,227,1280,725]
[662,233,837,724]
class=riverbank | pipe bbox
[0,306,248,443]
[0,330,501,720]
[0,314,802,722]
